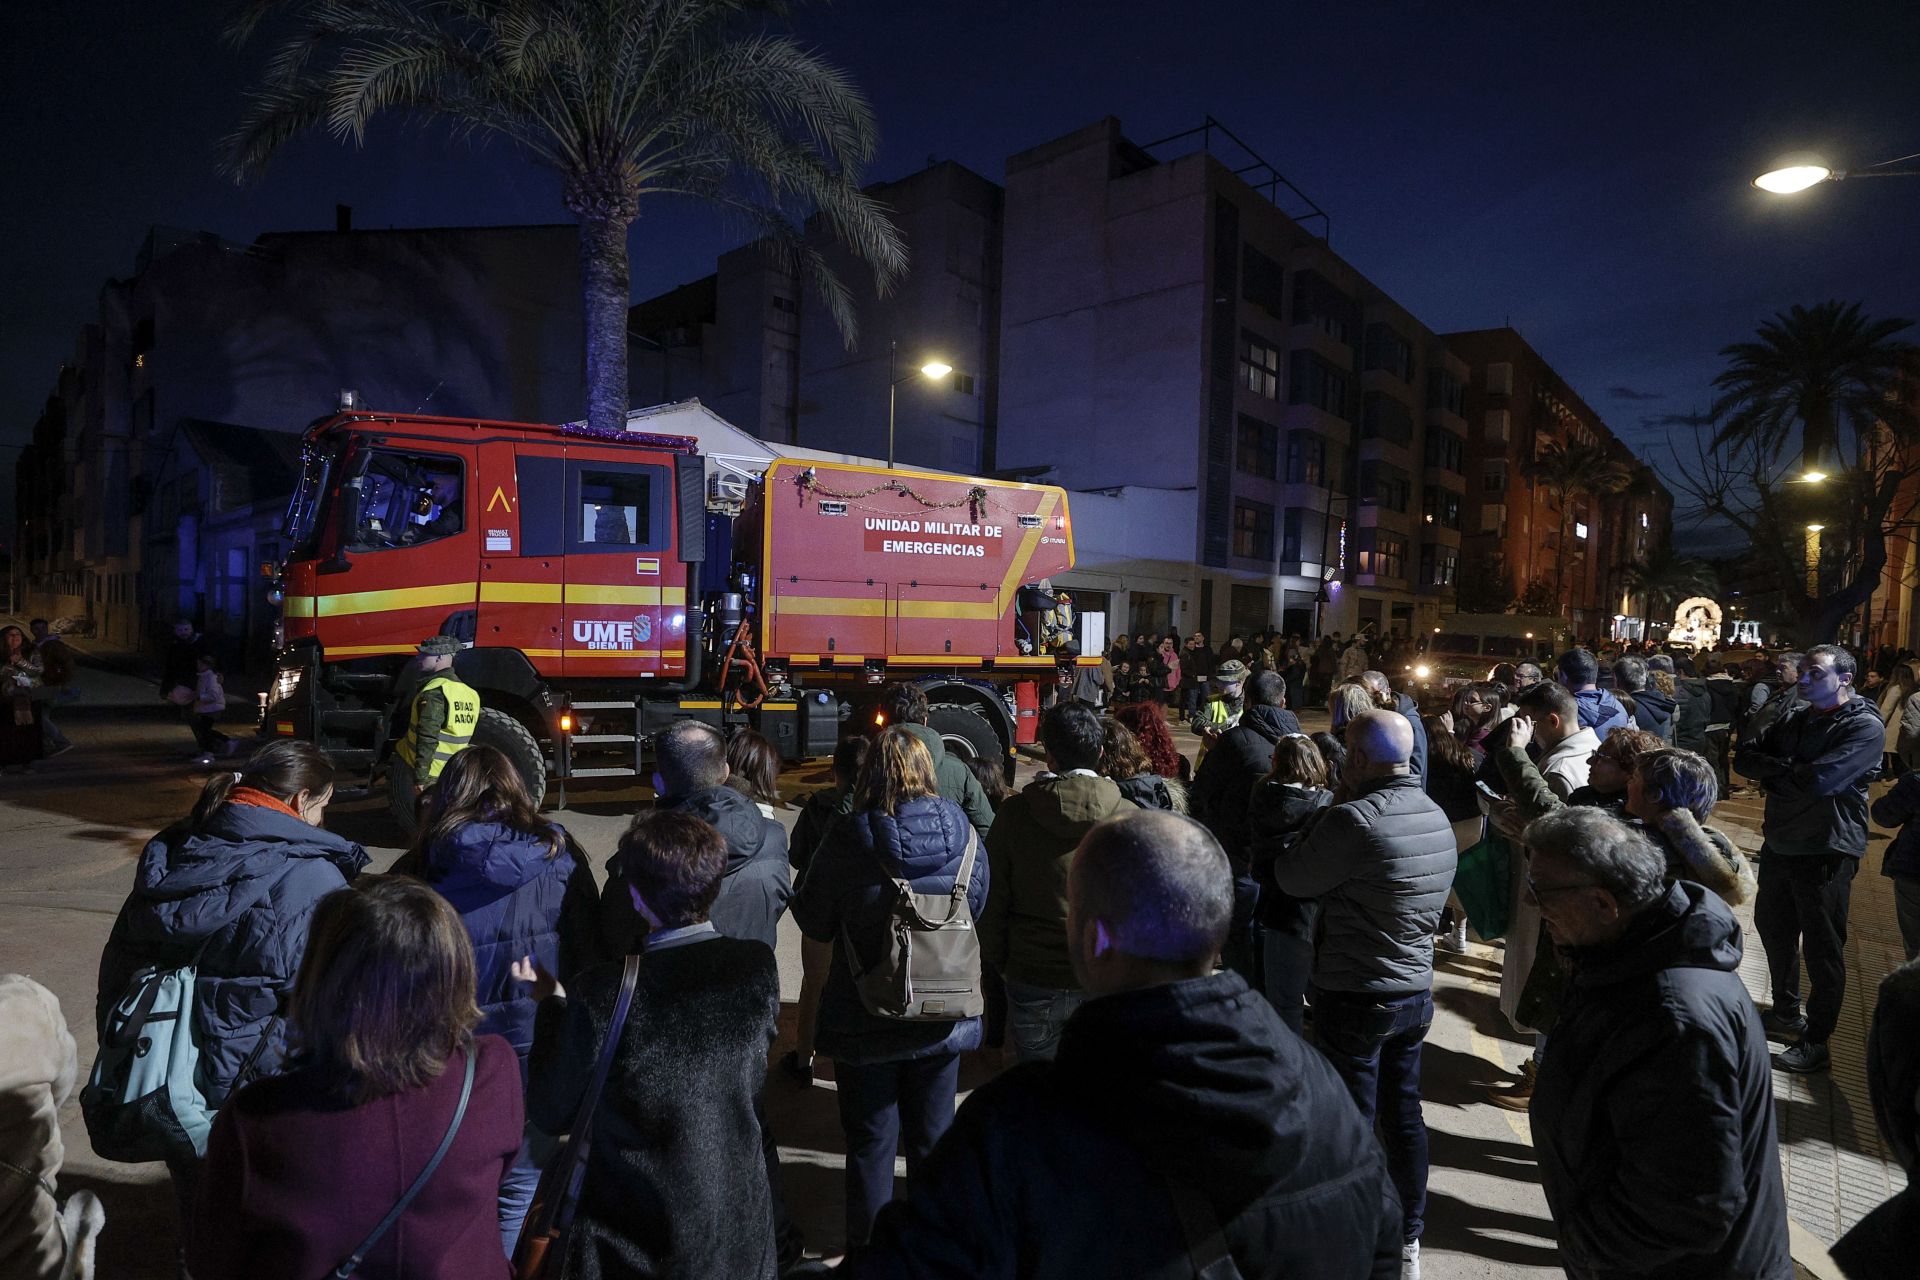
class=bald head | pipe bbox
[1347,709,1414,781]
[1068,811,1232,990]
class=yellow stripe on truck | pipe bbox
[563,585,687,606]
[315,582,477,617]
[479,581,562,604]
[775,595,887,618]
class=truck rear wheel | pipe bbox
[928,704,1006,773]
[473,707,548,808]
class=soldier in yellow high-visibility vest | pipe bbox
[397,635,480,796]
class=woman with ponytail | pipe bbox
[96,739,368,1240]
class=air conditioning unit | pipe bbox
[706,472,749,516]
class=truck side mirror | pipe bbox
[675,454,706,564]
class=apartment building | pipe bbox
[1444,328,1673,639]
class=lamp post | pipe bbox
[1753,151,1920,193]
[1805,523,1824,598]
[887,338,953,468]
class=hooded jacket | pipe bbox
[1630,686,1678,742]
[1247,781,1332,934]
[1734,694,1882,859]
[1531,883,1790,1280]
[1190,704,1303,873]
[899,723,996,836]
[844,971,1402,1280]
[97,800,369,1106]
[657,785,792,949]
[1393,691,1431,786]
[424,820,577,1064]
[1273,774,1457,995]
[1644,810,1756,907]
[790,795,988,1064]
[1573,685,1631,737]
[1831,957,1920,1277]
[981,774,1135,989]
[1873,772,1920,880]
[1113,772,1176,812]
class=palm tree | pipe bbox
[1523,438,1631,615]
[221,0,908,433]
[1621,546,1718,618]
[1711,301,1919,470]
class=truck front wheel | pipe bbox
[472,707,548,809]
[927,704,1007,775]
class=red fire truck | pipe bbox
[264,407,1090,822]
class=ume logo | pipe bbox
[571,614,654,650]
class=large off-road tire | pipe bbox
[472,707,548,808]
[928,703,1006,770]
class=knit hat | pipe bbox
[1213,659,1249,684]
[417,635,462,656]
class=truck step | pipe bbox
[320,709,385,727]
[567,766,640,778]
[570,700,637,710]
[568,733,636,744]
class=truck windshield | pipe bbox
[282,438,339,558]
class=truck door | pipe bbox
[473,448,564,676]
[324,443,479,655]
[560,456,681,679]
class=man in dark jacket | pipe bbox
[1190,670,1301,986]
[982,702,1135,1062]
[1614,655,1675,742]
[1361,669,1428,787]
[1734,644,1883,1074]
[1178,632,1215,718]
[1557,648,1629,737]
[845,810,1402,1280]
[1523,806,1790,1280]
[876,682,995,836]
[1831,956,1920,1276]
[633,721,792,955]
[1273,711,1456,1273]
[1871,773,1920,959]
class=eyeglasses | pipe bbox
[1523,875,1599,905]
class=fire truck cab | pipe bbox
[265,405,1086,826]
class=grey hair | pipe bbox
[1071,811,1233,966]
[1329,682,1376,728]
[1638,748,1719,820]
[1516,662,1543,683]
[1613,656,1649,692]
[1523,807,1666,911]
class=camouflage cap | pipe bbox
[1213,659,1249,683]
[418,635,463,657]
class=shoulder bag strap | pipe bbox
[950,828,979,900]
[332,1046,477,1278]
[1162,1174,1243,1279]
[552,954,643,1212]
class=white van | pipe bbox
[1405,614,1569,707]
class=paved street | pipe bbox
[0,664,1904,1277]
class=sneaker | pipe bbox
[1761,1008,1808,1041]
[1775,1040,1830,1074]
[1400,1239,1420,1280]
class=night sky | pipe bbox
[4,1,1918,551]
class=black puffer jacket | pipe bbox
[791,795,988,1065]
[845,972,1401,1279]
[1532,883,1790,1280]
[1246,781,1332,934]
[1191,704,1302,873]
[1870,772,1920,880]
[1630,687,1677,742]
[1734,695,1883,859]
[1272,775,1456,995]
[97,800,369,1107]
[1673,678,1713,753]
[1113,772,1175,811]
[1831,957,1920,1278]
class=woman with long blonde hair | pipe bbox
[789,726,988,1247]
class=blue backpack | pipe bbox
[84,956,215,1161]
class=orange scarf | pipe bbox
[229,786,303,820]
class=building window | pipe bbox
[1427,368,1464,416]
[1420,541,1459,586]
[1423,487,1462,530]
[771,295,798,315]
[1482,460,1508,493]
[1485,409,1510,442]
[1240,334,1281,399]
[1236,415,1278,479]
[1232,500,1275,560]
[1288,350,1349,419]
[1286,430,1327,487]
[1481,502,1508,536]
[1425,427,1464,473]
[1281,508,1322,563]
[1358,460,1411,512]
[1363,324,1415,382]
[1291,269,1352,344]
[1242,245,1286,317]
[952,371,976,396]
[1361,392,1413,446]
[1355,529,1407,579]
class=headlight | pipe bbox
[1414,664,1432,679]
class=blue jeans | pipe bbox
[1003,979,1084,1063]
[1311,987,1434,1243]
[498,1155,541,1258]
[836,1052,961,1246]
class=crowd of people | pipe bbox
[10,636,1920,1280]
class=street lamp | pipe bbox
[1753,151,1920,193]
[887,338,953,468]
[1805,523,1825,597]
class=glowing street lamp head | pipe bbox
[1754,164,1833,194]
[1806,523,1825,533]
[1801,470,1828,483]
[920,360,953,380]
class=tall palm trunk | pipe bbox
[579,215,632,434]
[1552,493,1570,615]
